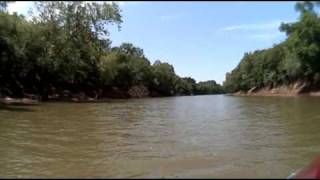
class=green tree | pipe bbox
[150,60,177,96]
[224,1,320,92]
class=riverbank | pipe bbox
[0,86,225,105]
[230,81,320,97]
[0,85,155,105]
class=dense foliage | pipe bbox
[194,80,225,95]
[224,1,320,93]
[0,1,224,100]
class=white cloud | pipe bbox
[249,31,284,41]
[221,20,283,31]
[219,20,292,41]
[7,1,33,15]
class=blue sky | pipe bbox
[8,1,299,84]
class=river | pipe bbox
[0,95,320,178]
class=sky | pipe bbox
[7,1,300,84]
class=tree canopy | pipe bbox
[224,1,320,93]
[0,1,224,99]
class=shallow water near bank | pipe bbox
[0,95,320,178]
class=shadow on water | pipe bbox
[0,104,35,112]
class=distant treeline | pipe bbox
[0,1,224,100]
[224,1,320,93]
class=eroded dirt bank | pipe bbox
[231,81,320,97]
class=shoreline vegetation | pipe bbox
[223,2,320,96]
[0,1,224,105]
[229,81,320,97]
[2,2,320,104]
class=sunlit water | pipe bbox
[0,95,320,178]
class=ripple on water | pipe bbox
[1,95,320,178]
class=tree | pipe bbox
[31,1,123,92]
[150,60,177,96]
[112,43,145,58]
[195,80,224,95]
[0,1,222,99]
[224,1,320,92]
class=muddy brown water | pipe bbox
[0,95,320,178]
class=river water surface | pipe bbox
[0,95,320,178]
